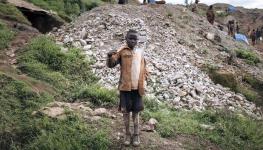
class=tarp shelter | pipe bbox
[234,33,249,45]
[227,5,236,13]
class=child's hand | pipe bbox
[107,50,117,57]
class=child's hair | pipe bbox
[127,29,138,35]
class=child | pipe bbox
[106,29,148,146]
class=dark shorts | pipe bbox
[119,90,144,113]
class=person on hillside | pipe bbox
[236,22,240,33]
[143,0,149,4]
[106,29,149,147]
[228,20,235,37]
[250,29,256,46]
[191,0,199,12]
[206,5,215,25]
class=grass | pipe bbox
[0,72,111,149]
[0,3,30,25]
[73,84,118,107]
[0,21,15,49]
[17,35,116,104]
[235,49,261,65]
[142,102,263,150]
[204,66,261,105]
[1,35,116,149]
[26,0,102,21]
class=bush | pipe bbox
[0,21,15,49]
[209,71,238,91]
[237,86,258,102]
[236,49,261,65]
[243,75,263,90]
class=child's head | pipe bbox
[125,29,138,49]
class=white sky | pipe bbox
[139,0,263,9]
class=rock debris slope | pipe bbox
[51,4,262,119]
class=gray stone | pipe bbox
[83,45,92,51]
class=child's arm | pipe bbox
[106,50,120,68]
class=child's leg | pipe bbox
[132,112,140,146]
[123,112,131,145]
[132,112,139,135]
[123,112,130,134]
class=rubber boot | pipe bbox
[123,112,131,146]
[132,112,140,147]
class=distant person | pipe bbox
[256,28,261,43]
[191,0,199,12]
[228,20,235,37]
[107,29,149,147]
[236,22,240,33]
[143,0,149,4]
[206,5,215,25]
[250,29,256,46]
[118,0,128,4]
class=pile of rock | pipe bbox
[51,4,262,119]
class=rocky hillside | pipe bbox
[51,4,263,119]
[1,2,263,150]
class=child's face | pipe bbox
[126,33,138,49]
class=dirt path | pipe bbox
[39,101,221,150]
[103,109,220,150]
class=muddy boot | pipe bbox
[124,133,131,146]
[123,112,131,146]
[133,134,140,147]
[132,112,140,147]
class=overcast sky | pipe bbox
[139,0,263,9]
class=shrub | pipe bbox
[209,71,238,91]
[236,49,261,65]
[243,75,263,90]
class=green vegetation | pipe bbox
[209,71,238,91]
[242,75,263,105]
[0,72,111,149]
[0,35,117,149]
[209,71,259,102]
[0,3,30,25]
[18,35,116,106]
[26,0,102,21]
[142,101,263,150]
[243,75,263,90]
[0,21,15,49]
[216,12,229,18]
[74,84,118,107]
[235,49,261,65]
